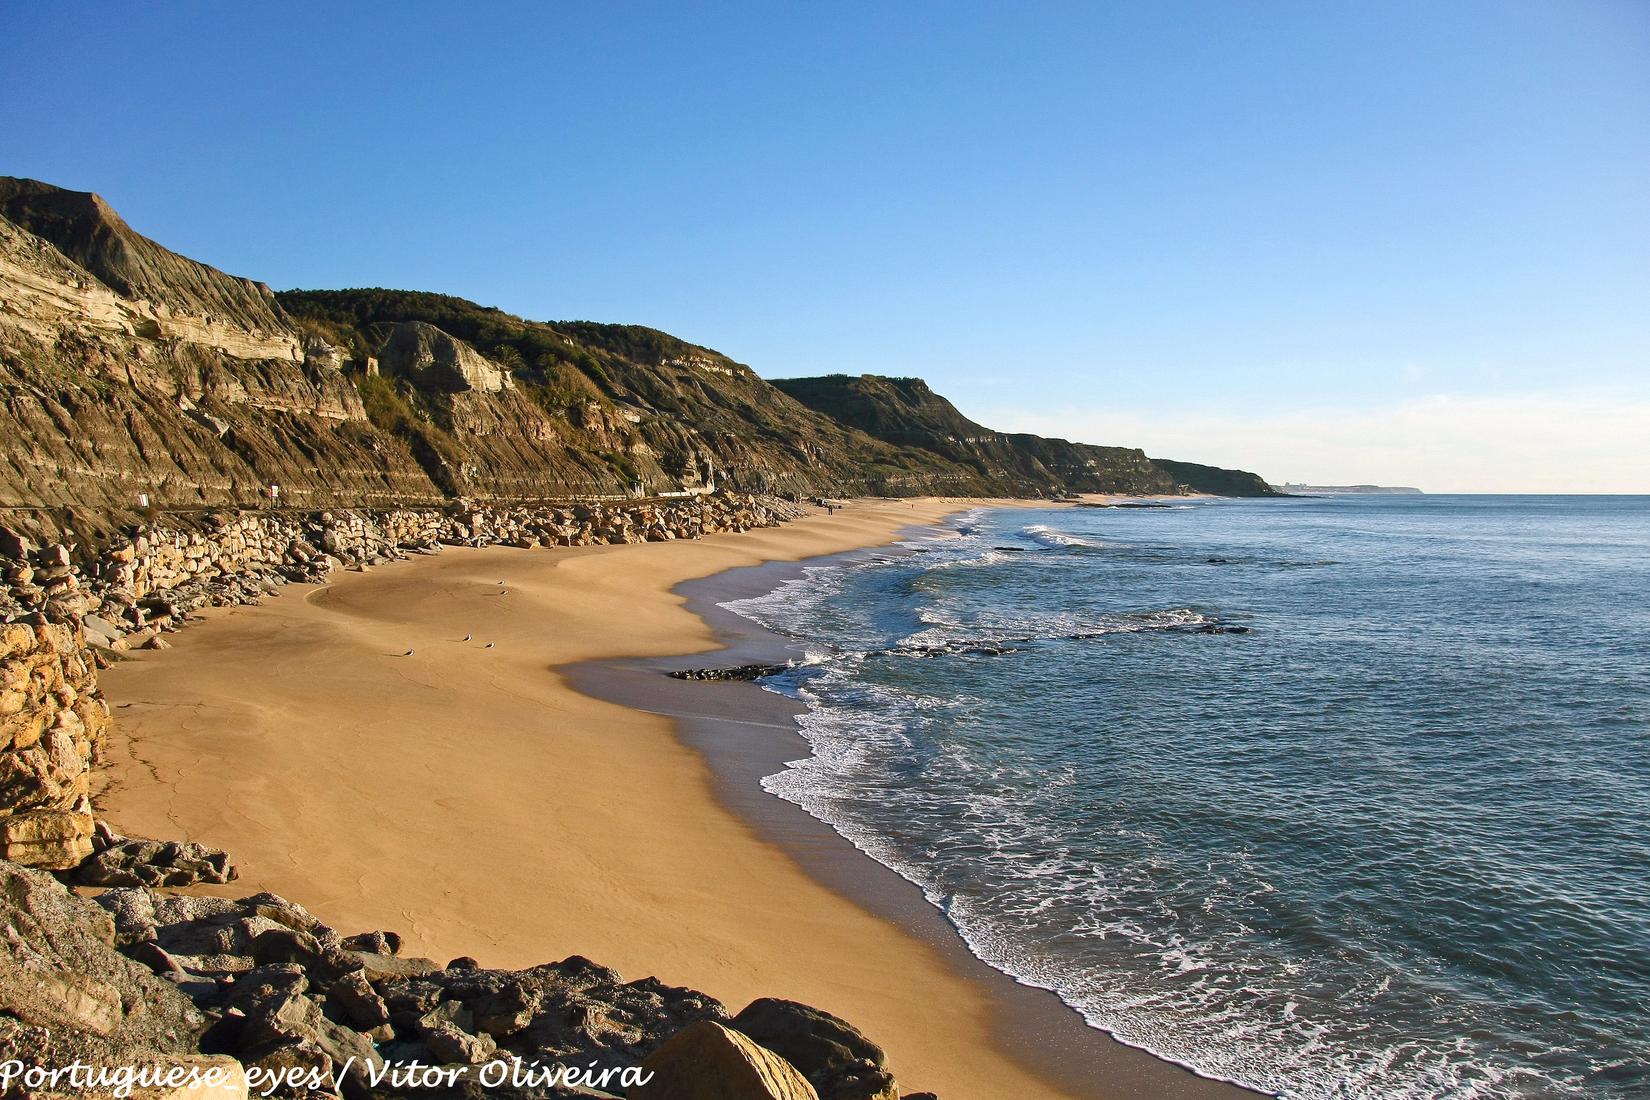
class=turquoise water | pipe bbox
[726,496,1650,1098]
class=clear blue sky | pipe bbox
[4,1,1646,490]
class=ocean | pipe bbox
[724,495,1650,1099]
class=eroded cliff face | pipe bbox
[1,176,1277,546]
[0,179,301,363]
[0,180,959,529]
[282,291,998,499]
[770,374,1179,495]
[0,192,441,529]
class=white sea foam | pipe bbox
[722,505,1607,1100]
[1021,522,1107,549]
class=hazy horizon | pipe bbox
[4,1,1645,493]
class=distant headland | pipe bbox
[1272,483,1424,495]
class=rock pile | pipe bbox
[2,494,804,644]
[0,618,106,869]
[0,860,206,1073]
[73,826,237,889]
[0,859,932,1099]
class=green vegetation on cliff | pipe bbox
[774,374,1276,497]
[1150,458,1281,497]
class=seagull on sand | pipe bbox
[462,634,472,641]
[401,650,415,657]
[484,642,496,649]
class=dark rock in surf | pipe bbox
[669,663,788,681]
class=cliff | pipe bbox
[769,374,1166,494]
[772,374,1274,496]
[0,176,1274,545]
[1150,459,1281,498]
[275,288,986,501]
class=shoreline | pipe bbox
[565,527,1266,1100]
[92,496,1257,1099]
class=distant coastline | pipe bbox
[1271,483,1424,495]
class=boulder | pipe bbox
[230,980,381,1091]
[93,886,159,946]
[729,999,897,1100]
[630,1020,820,1100]
[0,859,203,1058]
[83,612,126,638]
[248,927,360,985]
[0,808,94,869]
[351,949,441,982]
[340,929,401,955]
[75,837,236,887]
[0,526,34,560]
[421,1022,496,1065]
[327,969,391,1031]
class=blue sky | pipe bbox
[4,2,1646,490]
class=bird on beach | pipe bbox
[462,634,472,641]
[402,650,414,657]
[484,642,495,649]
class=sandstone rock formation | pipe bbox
[729,999,898,1100]
[0,618,107,868]
[379,321,514,394]
[631,1021,820,1100]
[0,860,205,1063]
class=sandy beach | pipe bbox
[95,497,1253,1100]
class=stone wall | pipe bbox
[0,493,807,868]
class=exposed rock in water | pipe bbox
[668,663,789,682]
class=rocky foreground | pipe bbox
[1,858,930,1100]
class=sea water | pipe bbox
[724,496,1650,1099]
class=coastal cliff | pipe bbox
[1,177,1271,540]
[770,375,1276,497]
